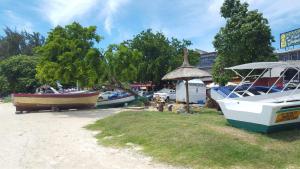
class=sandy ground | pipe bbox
[0,103,180,169]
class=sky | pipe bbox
[0,0,300,52]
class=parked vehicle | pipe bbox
[153,88,176,101]
[138,91,154,100]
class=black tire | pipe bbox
[51,107,60,112]
[15,111,22,114]
[165,97,169,102]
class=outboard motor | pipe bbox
[56,81,63,92]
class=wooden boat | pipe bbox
[217,62,300,133]
[12,86,99,113]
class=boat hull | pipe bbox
[218,99,300,133]
[97,96,135,108]
[12,92,99,111]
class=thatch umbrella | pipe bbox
[162,48,211,113]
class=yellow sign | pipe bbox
[275,110,300,123]
[280,34,287,48]
[280,28,300,48]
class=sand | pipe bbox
[0,103,180,169]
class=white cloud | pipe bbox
[140,0,224,50]
[3,10,33,32]
[39,0,101,26]
[34,0,300,51]
[39,0,130,34]
[158,0,300,50]
[101,0,130,34]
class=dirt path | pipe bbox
[0,103,179,169]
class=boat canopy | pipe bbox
[226,61,300,70]
[225,61,300,100]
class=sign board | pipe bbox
[275,108,300,123]
[280,28,300,48]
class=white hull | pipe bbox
[218,90,300,132]
[97,96,135,106]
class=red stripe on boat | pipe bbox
[12,92,99,98]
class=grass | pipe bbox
[86,109,300,169]
[2,96,12,103]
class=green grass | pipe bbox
[2,96,12,103]
[86,109,300,169]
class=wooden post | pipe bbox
[185,79,190,113]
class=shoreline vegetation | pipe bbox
[0,96,11,103]
[86,109,300,169]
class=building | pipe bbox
[277,48,300,61]
[196,45,300,84]
[196,50,217,73]
[196,48,300,72]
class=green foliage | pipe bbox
[99,29,199,93]
[0,55,39,95]
[35,22,103,87]
[213,0,277,85]
[212,56,232,86]
[0,27,45,60]
[127,29,199,84]
[3,96,12,103]
[220,0,248,18]
[87,110,300,169]
[101,43,142,84]
[0,75,9,96]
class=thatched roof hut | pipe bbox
[162,48,211,113]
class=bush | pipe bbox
[0,55,40,94]
[0,75,9,96]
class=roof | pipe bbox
[226,61,300,70]
[185,79,204,84]
[195,49,208,55]
[162,67,211,80]
[162,48,211,80]
[276,48,300,54]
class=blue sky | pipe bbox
[1,0,300,52]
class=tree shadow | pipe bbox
[21,108,122,119]
[52,108,122,119]
[266,129,300,142]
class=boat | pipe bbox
[211,84,282,101]
[12,85,99,113]
[217,62,300,133]
[97,91,135,108]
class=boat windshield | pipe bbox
[225,62,300,101]
[36,86,59,94]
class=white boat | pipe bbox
[217,61,300,133]
[97,92,135,107]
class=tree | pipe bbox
[0,55,39,95]
[127,29,198,85]
[99,43,142,95]
[0,27,45,60]
[0,75,9,97]
[212,0,277,84]
[35,22,103,87]
[98,29,199,94]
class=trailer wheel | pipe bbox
[51,107,60,112]
[165,97,169,102]
[15,111,23,114]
